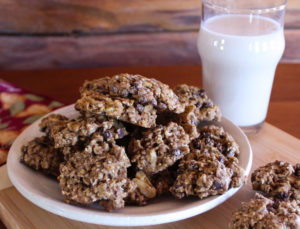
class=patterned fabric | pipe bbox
[0,79,64,165]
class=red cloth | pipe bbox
[0,79,64,165]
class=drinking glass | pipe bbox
[197,0,286,134]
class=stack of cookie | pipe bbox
[230,161,300,228]
[21,73,246,211]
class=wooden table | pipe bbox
[0,63,299,228]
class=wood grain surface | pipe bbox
[1,123,300,229]
[0,0,201,34]
[0,30,299,70]
[0,0,299,69]
[0,0,298,34]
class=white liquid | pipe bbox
[198,15,285,126]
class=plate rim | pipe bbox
[7,104,252,226]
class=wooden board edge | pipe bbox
[0,188,28,229]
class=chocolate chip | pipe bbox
[103,131,112,140]
[173,149,181,157]
[193,89,205,98]
[195,102,203,109]
[111,85,118,93]
[190,118,197,125]
[213,117,218,121]
[40,126,47,132]
[202,102,212,108]
[86,84,92,90]
[117,128,125,138]
[189,160,199,170]
[77,139,87,150]
[139,96,148,104]
[95,88,104,93]
[272,201,280,210]
[226,150,236,158]
[218,156,225,164]
[136,104,144,113]
[217,145,225,153]
[120,89,128,97]
[201,131,212,138]
[205,138,213,145]
[213,180,223,190]
[192,140,202,149]
[199,89,205,97]
[276,192,289,200]
[129,85,137,94]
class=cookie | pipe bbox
[251,160,300,201]
[39,114,69,134]
[174,85,221,139]
[58,140,134,211]
[129,122,190,175]
[46,115,128,148]
[191,125,240,158]
[81,73,184,113]
[170,147,245,199]
[229,193,300,229]
[21,136,63,177]
[75,91,157,128]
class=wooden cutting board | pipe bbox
[0,123,299,229]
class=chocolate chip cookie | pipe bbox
[81,73,184,113]
[191,125,240,158]
[39,114,68,135]
[58,140,134,211]
[75,91,157,128]
[170,147,245,199]
[21,136,63,177]
[229,193,300,229]
[174,84,221,139]
[251,160,300,201]
[129,122,190,175]
[43,114,128,149]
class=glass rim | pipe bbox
[202,0,287,14]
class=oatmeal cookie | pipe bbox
[21,136,63,177]
[47,115,127,148]
[75,91,157,128]
[191,125,240,158]
[80,74,184,113]
[126,171,157,206]
[39,114,68,134]
[174,85,221,139]
[251,160,300,201]
[129,122,190,175]
[229,193,300,229]
[58,140,134,211]
[170,148,245,199]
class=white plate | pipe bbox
[7,105,252,227]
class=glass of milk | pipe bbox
[198,0,286,134]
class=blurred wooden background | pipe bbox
[0,0,299,70]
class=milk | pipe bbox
[198,15,285,127]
